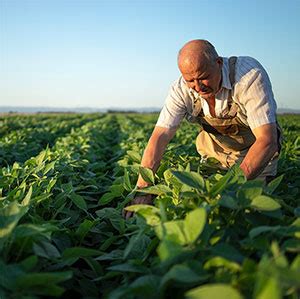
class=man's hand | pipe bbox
[123,194,153,219]
[123,126,176,219]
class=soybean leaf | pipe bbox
[250,195,281,211]
[155,221,186,245]
[63,247,102,259]
[107,262,149,274]
[70,193,87,211]
[33,241,61,259]
[13,223,58,239]
[157,239,183,261]
[127,275,161,298]
[163,169,182,189]
[204,256,241,272]
[0,261,24,291]
[123,232,152,260]
[75,219,95,243]
[16,271,72,297]
[265,174,284,194]
[17,271,72,286]
[161,264,208,287]
[98,193,116,206]
[96,249,124,261]
[0,202,27,239]
[249,225,281,239]
[211,243,244,263]
[124,205,160,226]
[172,171,205,191]
[137,184,172,195]
[110,184,124,196]
[282,239,300,253]
[62,247,102,265]
[127,150,141,163]
[254,276,281,299]
[291,255,300,271]
[43,161,56,175]
[294,207,300,217]
[21,186,32,206]
[219,195,239,210]
[186,283,243,299]
[209,172,232,197]
[139,167,155,184]
[237,186,263,201]
[20,255,38,272]
[99,235,119,251]
[96,208,125,233]
[184,208,206,244]
[83,257,104,276]
[35,150,47,166]
[123,168,132,191]
[124,204,159,214]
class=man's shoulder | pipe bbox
[236,56,266,72]
[168,76,191,99]
[170,76,188,90]
[234,56,269,84]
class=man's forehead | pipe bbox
[179,56,210,72]
[181,64,209,79]
[182,72,208,82]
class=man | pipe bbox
[124,39,281,219]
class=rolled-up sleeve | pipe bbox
[156,79,187,129]
[236,58,277,130]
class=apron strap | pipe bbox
[228,56,237,87]
[227,56,238,117]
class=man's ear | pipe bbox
[216,57,223,67]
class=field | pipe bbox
[0,113,299,299]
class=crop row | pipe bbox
[90,114,300,299]
[0,113,83,138]
[0,113,299,299]
[0,114,127,298]
[0,113,102,167]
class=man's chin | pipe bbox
[199,92,213,99]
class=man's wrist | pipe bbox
[239,163,251,180]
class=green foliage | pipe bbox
[0,113,299,298]
[186,283,243,299]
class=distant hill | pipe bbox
[0,106,107,114]
[277,108,300,114]
[0,106,298,114]
[0,106,162,114]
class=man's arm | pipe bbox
[240,123,278,180]
[136,126,177,188]
[123,126,177,219]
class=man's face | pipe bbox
[180,57,223,99]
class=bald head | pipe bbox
[178,40,219,73]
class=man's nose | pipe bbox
[193,79,201,92]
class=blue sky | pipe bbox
[1,0,300,109]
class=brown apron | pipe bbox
[193,57,281,180]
